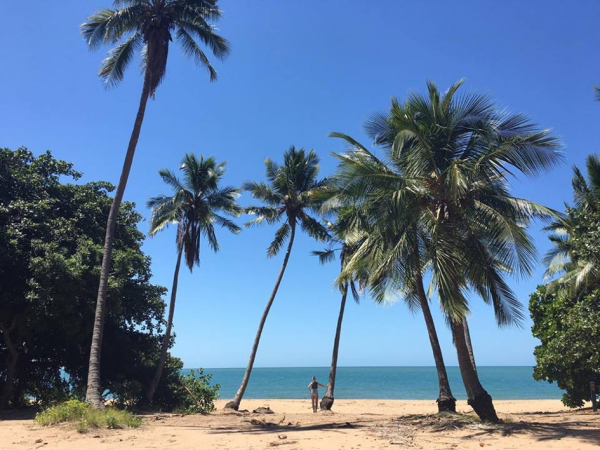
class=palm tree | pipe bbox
[81,0,230,408]
[326,153,457,413]
[543,154,600,295]
[224,147,330,410]
[311,210,363,411]
[144,154,241,404]
[331,80,561,421]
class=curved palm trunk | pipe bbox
[224,222,296,410]
[414,274,456,413]
[86,72,152,409]
[145,245,184,404]
[0,318,19,410]
[462,317,477,373]
[452,318,499,422]
[320,284,348,411]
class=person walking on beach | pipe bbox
[308,376,327,413]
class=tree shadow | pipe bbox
[390,411,600,446]
[205,416,381,436]
[467,417,600,445]
[0,408,38,421]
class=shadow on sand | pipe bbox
[198,409,600,447]
[0,408,38,421]
[392,410,600,446]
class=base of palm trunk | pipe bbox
[436,396,456,413]
[320,396,334,410]
[468,392,499,423]
[224,401,239,411]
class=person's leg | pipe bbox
[311,394,317,412]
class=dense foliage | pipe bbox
[0,148,217,410]
[533,154,600,407]
[530,286,600,407]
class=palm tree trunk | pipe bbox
[414,274,456,413]
[320,284,348,411]
[145,245,184,404]
[462,317,477,373]
[452,318,499,422]
[86,71,152,409]
[224,222,297,410]
[0,317,18,410]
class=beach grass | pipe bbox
[34,400,142,433]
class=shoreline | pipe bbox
[214,398,576,414]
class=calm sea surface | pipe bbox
[184,366,562,400]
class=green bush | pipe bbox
[34,400,142,433]
[174,369,220,414]
[530,286,600,407]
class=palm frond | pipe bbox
[176,16,230,60]
[213,213,241,234]
[243,181,281,206]
[148,153,241,268]
[244,206,282,227]
[98,32,142,87]
[175,28,218,81]
[299,213,330,242]
[267,223,291,257]
[312,248,336,265]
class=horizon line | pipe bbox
[184,365,535,370]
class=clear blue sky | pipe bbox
[1,0,599,369]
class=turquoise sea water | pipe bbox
[185,366,562,400]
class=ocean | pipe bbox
[186,366,562,400]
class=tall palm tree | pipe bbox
[543,154,600,295]
[81,0,230,407]
[145,154,241,404]
[224,147,330,410]
[326,155,457,413]
[311,210,363,411]
[332,80,561,421]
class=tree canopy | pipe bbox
[0,147,199,409]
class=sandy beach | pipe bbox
[1,399,598,450]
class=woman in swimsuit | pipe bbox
[307,376,327,413]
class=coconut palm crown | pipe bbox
[244,146,330,255]
[148,153,242,266]
[82,0,230,92]
[335,79,562,325]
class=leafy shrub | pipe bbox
[174,369,220,414]
[530,286,600,407]
[34,399,142,433]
